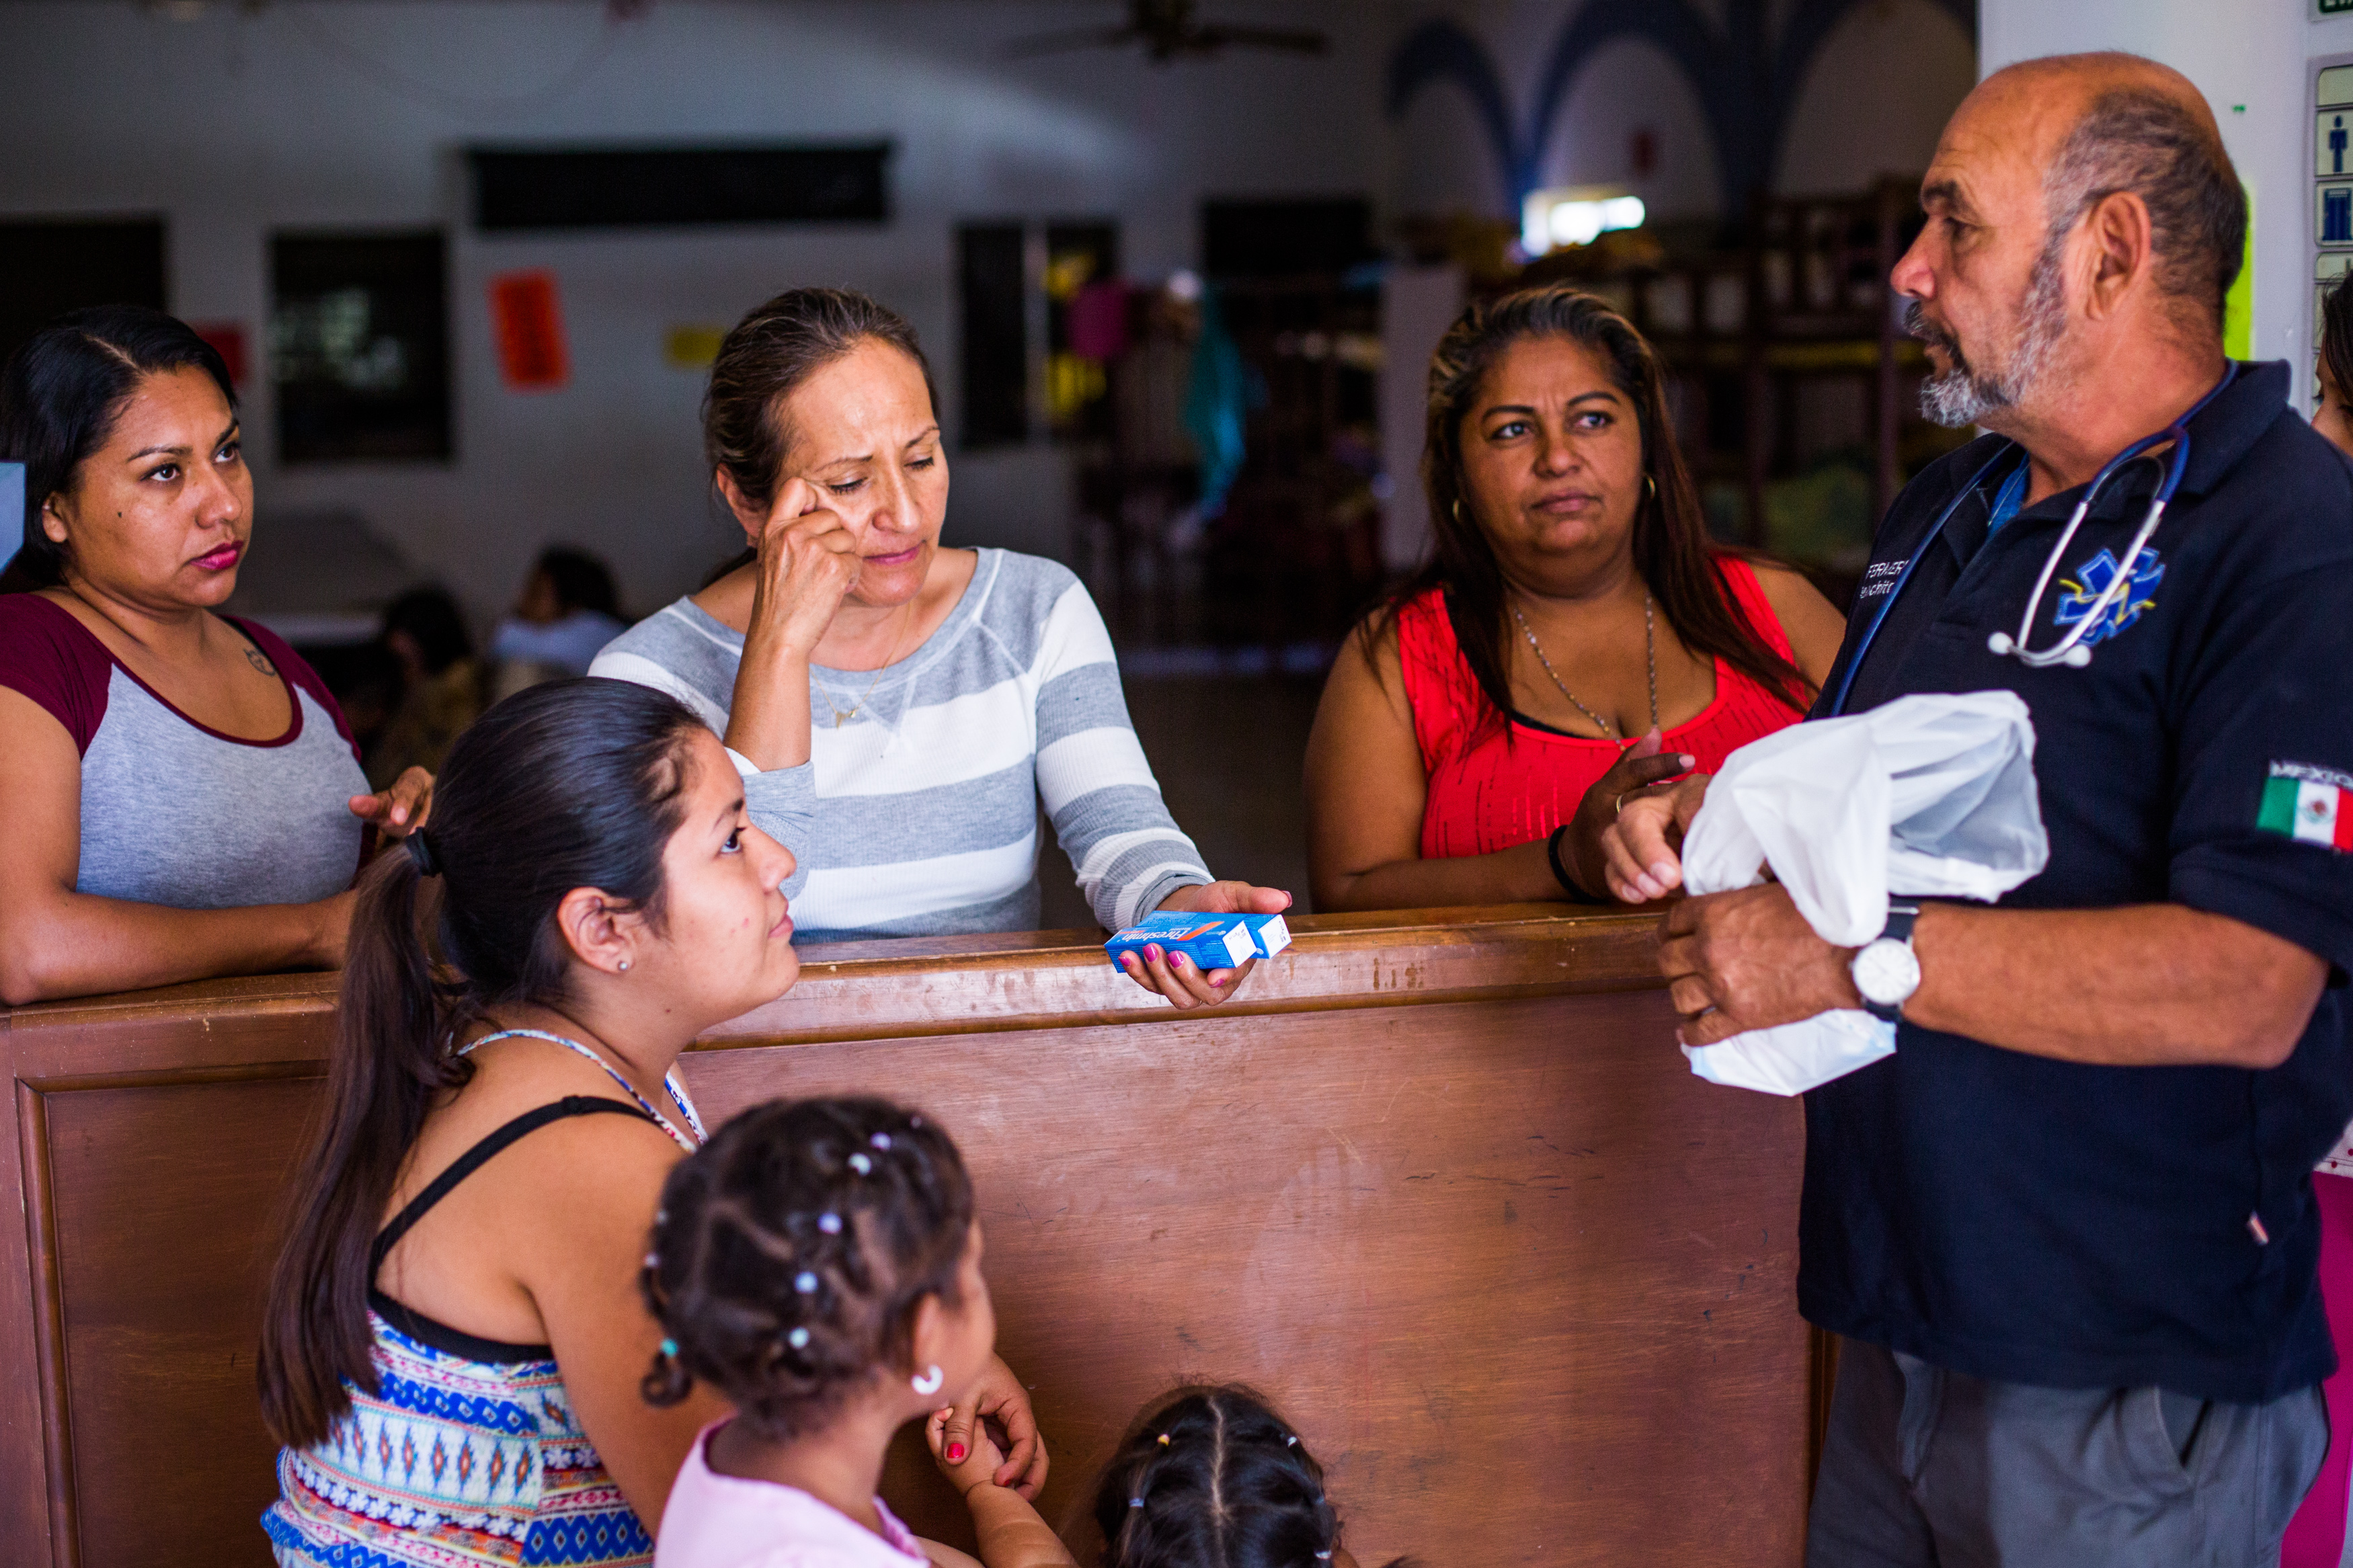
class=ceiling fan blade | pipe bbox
[1191,24,1330,55]
[1001,24,1142,60]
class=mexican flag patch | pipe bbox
[2260,764,2353,850]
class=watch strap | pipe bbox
[1860,903,1923,1022]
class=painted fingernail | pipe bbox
[1679,755,1696,768]
[1172,953,1191,970]
[1146,944,1162,962]
[947,1443,967,1463]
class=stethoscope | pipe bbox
[1826,363,2237,717]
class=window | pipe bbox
[954,218,1121,449]
[468,145,891,231]
[270,231,451,464]
[957,224,1027,450]
[0,216,165,369]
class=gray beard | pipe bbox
[1911,248,2067,428]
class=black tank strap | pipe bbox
[371,1096,658,1271]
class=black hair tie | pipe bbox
[405,831,442,878]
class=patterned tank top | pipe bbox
[1397,557,1808,861]
[265,1032,705,1567]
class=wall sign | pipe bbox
[2316,60,2353,379]
[488,270,569,392]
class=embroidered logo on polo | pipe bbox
[2052,547,2163,647]
[1856,559,1909,601]
[2259,761,2353,852]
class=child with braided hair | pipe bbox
[643,1096,1060,1568]
[925,1384,1408,1568]
[1079,1387,1408,1568]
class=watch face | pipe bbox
[1853,938,1922,1007]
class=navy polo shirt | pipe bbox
[1802,360,2353,1401]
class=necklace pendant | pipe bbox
[834,712,847,729]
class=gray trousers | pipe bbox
[1807,1339,2329,1568]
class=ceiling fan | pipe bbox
[1003,0,1328,64]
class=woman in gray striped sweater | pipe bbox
[592,288,1287,1008]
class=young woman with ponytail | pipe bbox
[255,679,1046,1567]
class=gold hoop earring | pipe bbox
[1645,474,1658,502]
[1451,499,1464,525]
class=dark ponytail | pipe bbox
[0,304,237,594]
[1094,1385,1418,1568]
[257,678,706,1450]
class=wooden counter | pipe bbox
[0,907,1810,1565]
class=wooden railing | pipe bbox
[0,906,1811,1565]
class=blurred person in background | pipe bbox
[491,544,628,691]
[365,585,484,789]
[2283,276,2353,1568]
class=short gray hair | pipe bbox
[2042,87,2245,325]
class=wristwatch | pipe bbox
[1850,903,1923,1023]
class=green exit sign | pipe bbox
[2327,0,2353,15]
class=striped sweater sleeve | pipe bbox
[1028,580,1211,930]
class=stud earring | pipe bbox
[911,1364,945,1397]
[618,959,631,972]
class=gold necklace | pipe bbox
[1509,593,1657,741]
[815,603,913,729]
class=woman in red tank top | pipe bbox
[1306,286,1847,912]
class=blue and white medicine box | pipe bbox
[1105,910,1291,971]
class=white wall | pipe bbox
[0,1,1386,618]
[1382,0,1972,226]
[1530,36,1722,220]
[1778,1,1977,196]
[1979,0,2317,408]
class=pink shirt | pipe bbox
[654,1423,930,1568]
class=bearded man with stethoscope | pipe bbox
[1603,52,2353,1567]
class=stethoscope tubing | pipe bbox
[1827,364,2237,714]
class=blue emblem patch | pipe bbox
[2053,547,2163,647]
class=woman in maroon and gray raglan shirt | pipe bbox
[0,306,432,1005]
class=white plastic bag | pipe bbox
[1678,691,2048,1096]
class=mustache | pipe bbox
[1903,300,1965,362]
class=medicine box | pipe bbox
[1105,910,1289,972]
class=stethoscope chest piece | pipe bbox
[1985,629,2092,667]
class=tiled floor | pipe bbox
[1035,673,1326,932]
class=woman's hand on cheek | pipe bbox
[1121,881,1293,1009]
[349,766,434,838]
[961,1353,1047,1498]
[749,478,863,658]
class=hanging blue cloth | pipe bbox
[1183,285,1248,517]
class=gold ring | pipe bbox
[1614,790,1633,817]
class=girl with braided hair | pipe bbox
[643,1096,1067,1568]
